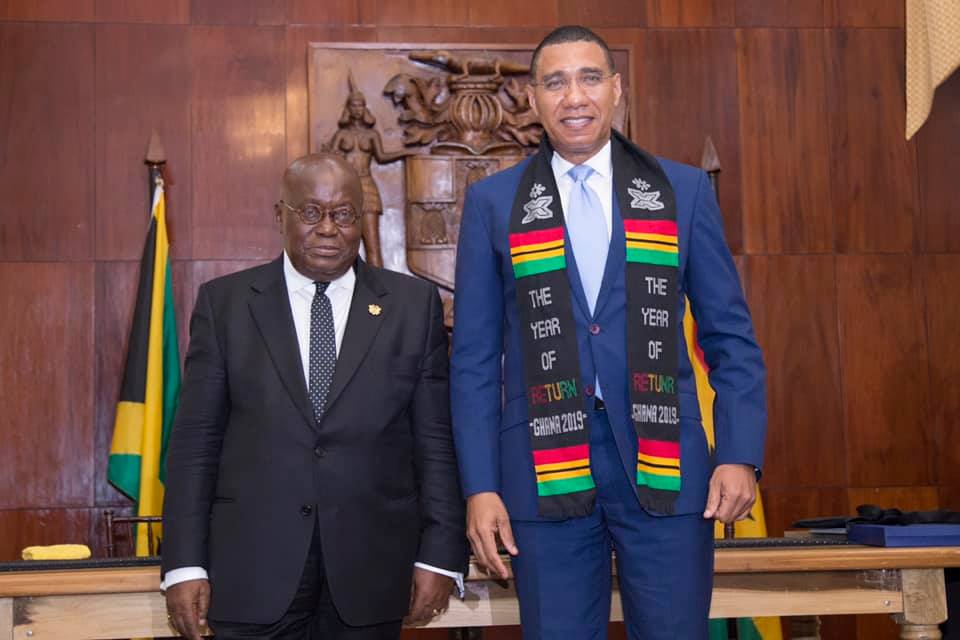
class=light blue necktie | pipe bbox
[565,165,608,314]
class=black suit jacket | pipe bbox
[161,257,468,626]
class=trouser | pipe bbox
[511,405,714,639]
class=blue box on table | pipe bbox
[847,523,960,547]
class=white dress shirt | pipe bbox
[163,253,463,596]
[551,141,613,399]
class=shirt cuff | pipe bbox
[414,562,465,599]
[161,566,209,591]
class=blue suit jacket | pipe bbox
[451,153,766,521]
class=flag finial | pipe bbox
[145,130,166,165]
[700,136,720,173]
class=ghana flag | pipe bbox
[108,173,181,557]
[683,298,782,640]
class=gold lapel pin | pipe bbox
[368,304,382,316]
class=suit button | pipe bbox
[300,505,313,516]
[585,384,595,397]
[589,323,601,335]
[314,446,326,458]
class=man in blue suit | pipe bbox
[451,25,766,639]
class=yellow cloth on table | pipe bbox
[906,0,960,139]
[21,544,91,560]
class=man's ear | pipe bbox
[526,82,540,119]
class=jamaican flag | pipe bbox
[684,298,782,640]
[108,174,181,557]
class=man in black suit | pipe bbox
[161,154,467,639]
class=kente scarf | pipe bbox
[509,130,681,517]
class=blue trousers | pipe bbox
[511,408,714,639]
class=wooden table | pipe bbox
[1,544,958,639]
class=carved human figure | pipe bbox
[326,75,409,267]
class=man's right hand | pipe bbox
[466,492,518,579]
[165,578,210,640]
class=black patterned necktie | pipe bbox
[308,281,336,421]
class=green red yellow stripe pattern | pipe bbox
[533,444,595,496]
[637,438,681,491]
[624,219,678,267]
[510,227,566,278]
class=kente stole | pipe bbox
[509,130,682,518]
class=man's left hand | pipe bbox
[406,567,455,624]
[703,463,757,524]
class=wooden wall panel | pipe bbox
[373,26,468,42]
[0,0,94,21]
[735,0,823,26]
[819,617,859,640]
[743,256,844,488]
[645,0,735,27]
[939,486,960,511]
[95,24,193,260]
[186,260,271,319]
[737,29,833,254]
[852,614,900,640]
[0,509,92,562]
[760,487,847,537]
[374,0,468,27]
[190,26,286,259]
[837,256,933,487]
[459,26,549,44]
[634,28,742,252]
[824,0,903,27]
[468,0,558,28]
[289,0,372,25]
[846,486,940,512]
[557,0,647,28]
[190,0,287,25]
[0,23,95,261]
[0,264,94,509]
[94,0,189,24]
[830,29,918,254]
[917,72,960,253]
[851,616,899,640]
[923,255,960,486]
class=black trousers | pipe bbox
[208,523,403,640]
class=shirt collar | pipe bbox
[551,139,613,180]
[283,251,356,295]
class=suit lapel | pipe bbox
[247,257,318,431]
[324,259,387,415]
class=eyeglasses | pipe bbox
[278,200,360,227]
[531,71,616,94]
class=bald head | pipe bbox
[282,153,363,207]
[276,152,364,282]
